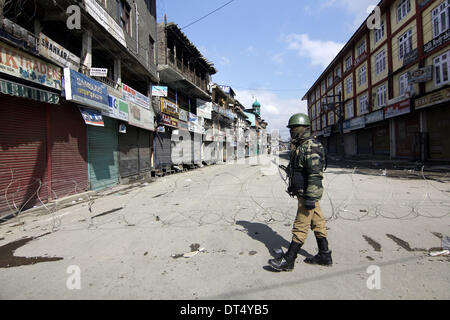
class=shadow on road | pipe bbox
[235,220,312,260]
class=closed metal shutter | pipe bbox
[0,95,48,216]
[50,102,88,198]
[87,117,119,190]
[427,107,450,160]
[139,129,153,172]
[395,115,420,159]
[373,125,390,155]
[154,130,172,168]
[192,133,202,164]
[357,131,372,155]
[344,133,357,156]
[119,125,139,178]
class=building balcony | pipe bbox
[158,48,210,99]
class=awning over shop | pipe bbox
[0,78,60,104]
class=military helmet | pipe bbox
[287,113,311,128]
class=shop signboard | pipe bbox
[415,87,450,110]
[178,109,189,122]
[410,65,433,83]
[365,109,384,124]
[0,41,62,90]
[197,99,212,119]
[161,113,178,128]
[384,99,410,119]
[63,68,108,111]
[79,107,104,126]
[38,33,80,70]
[424,29,450,54]
[151,86,168,97]
[160,97,179,118]
[90,68,108,77]
[122,83,150,110]
[128,103,155,131]
[102,95,129,121]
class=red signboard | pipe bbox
[384,99,410,119]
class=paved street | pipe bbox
[0,154,449,300]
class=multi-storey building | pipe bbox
[156,22,216,168]
[0,0,159,215]
[302,0,450,161]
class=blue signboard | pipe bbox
[63,67,109,111]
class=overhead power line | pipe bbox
[180,0,236,30]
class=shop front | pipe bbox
[385,98,419,159]
[415,87,450,161]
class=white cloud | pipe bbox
[285,33,344,68]
[235,89,308,139]
[321,0,378,29]
[243,45,258,56]
[271,53,284,64]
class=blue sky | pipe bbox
[157,0,376,138]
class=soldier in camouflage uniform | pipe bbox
[269,113,332,271]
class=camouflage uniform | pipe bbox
[288,130,328,244]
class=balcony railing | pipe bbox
[165,49,209,93]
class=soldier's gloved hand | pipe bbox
[304,198,316,210]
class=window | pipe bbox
[359,94,369,114]
[316,88,320,100]
[317,101,321,114]
[434,50,450,86]
[345,56,353,71]
[328,111,335,125]
[432,0,450,38]
[321,81,326,93]
[397,0,411,23]
[318,117,321,130]
[357,41,366,57]
[375,20,385,43]
[148,35,155,66]
[376,85,387,107]
[399,72,411,96]
[322,115,327,128]
[398,29,413,60]
[375,50,386,75]
[358,65,367,86]
[328,74,333,87]
[118,0,131,35]
[312,105,316,118]
[346,100,354,119]
[346,77,353,94]
[335,65,342,79]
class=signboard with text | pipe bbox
[63,68,108,111]
[151,85,168,97]
[38,33,80,70]
[79,107,104,126]
[415,87,450,110]
[160,98,179,117]
[0,41,62,90]
[384,99,410,119]
[122,83,150,110]
[102,95,129,121]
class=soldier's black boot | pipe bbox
[304,237,333,266]
[268,241,302,271]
